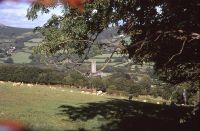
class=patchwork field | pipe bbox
[0,82,194,131]
[0,39,41,64]
[85,53,128,67]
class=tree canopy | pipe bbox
[27,0,200,84]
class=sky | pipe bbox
[0,0,63,28]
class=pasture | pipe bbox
[11,52,32,63]
[0,82,194,131]
[85,53,128,67]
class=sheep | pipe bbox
[96,91,103,96]
[49,86,56,90]
[27,84,33,87]
[12,82,21,87]
[0,81,5,84]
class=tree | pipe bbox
[27,0,200,126]
[4,57,14,64]
[27,0,199,85]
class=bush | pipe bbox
[171,82,199,105]
[106,88,128,96]
[67,71,90,87]
[91,77,106,91]
[4,57,14,63]
[105,72,143,96]
[0,64,66,84]
[129,84,142,97]
[0,54,5,58]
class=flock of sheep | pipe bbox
[0,81,107,96]
[0,81,163,104]
[80,89,106,96]
[12,82,34,87]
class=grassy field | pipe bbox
[85,53,127,67]
[0,82,195,131]
[11,52,32,63]
[0,82,114,131]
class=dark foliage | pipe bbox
[0,64,66,84]
[27,0,200,84]
[4,57,14,64]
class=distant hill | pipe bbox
[0,25,122,65]
[0,23,6,27]
[0,25,42,64]
[0,24,34,39]
[96,27,119,43]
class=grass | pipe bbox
[0,82,196,131]
[0,51,32,64]
[24,42,37,48]
[85,53,129,68]
[28,38,42,43]
[11,52,32,63]
[0,82,112,131]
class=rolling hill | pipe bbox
[0,25,120,65]
[0,24,42,64]
[0,25,150,73]
[0,24,33,39]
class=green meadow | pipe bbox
[0,82,193,131]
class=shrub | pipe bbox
[0,64,66,84]
[106,88,128,96]
[4,57,14,64]
[91,77,106,91]
[129,84,142,97]
[0,54,5,58]
[68,71,90,87]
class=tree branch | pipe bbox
[97,48,117,72]
[166,37,187,65]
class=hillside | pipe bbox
[0,24,33,39]
[0,24,42,64]
[0,25,151,75]
[0,25,120,65]
[0,82,195,131]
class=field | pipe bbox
[0,24,148,71]
[85,53,128,67]
[0,25,42,64]
[0,82,194,131]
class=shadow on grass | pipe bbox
[57,99,199,131]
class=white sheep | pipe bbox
[27,84,33,87]
[13,82,21,87]
[96,91,103,96]
[0,81,5,84]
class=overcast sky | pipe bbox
[0,1,62,28]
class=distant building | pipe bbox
[90,60,106,77]
[9,46,16,53]
[91,60,96,74]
